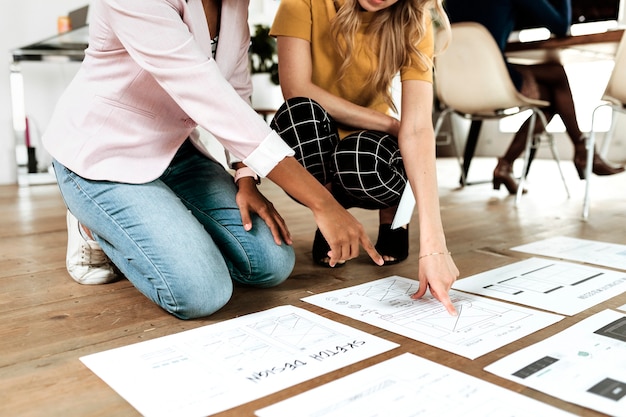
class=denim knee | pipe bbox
[232,242,295,288]
[164,275,234,320]
[171,244,293,319]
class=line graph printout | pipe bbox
[486,309,626,417]
[256,353,577,417]
[302,276,563,359]
[80,305,398,417]
[453,257,626,315]
[512,236,626,271]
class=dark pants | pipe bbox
[270,97,406,210]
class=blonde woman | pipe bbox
[270,0,459,314]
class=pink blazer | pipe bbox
[43,0,291,183]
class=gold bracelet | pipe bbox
[418,251,451,260]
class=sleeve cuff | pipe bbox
[242,131,295,177]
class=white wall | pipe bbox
[1,1,89,184]
[1,0,278,185]
[249,0,280,27]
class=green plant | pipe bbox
[249,24,279,85]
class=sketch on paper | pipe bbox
[80,305,398,417]
[303,276,563,359]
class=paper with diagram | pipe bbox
[485,309,626,417]
[512,236,626,271]
[453,257,626,315]
[80,305,398,417]
[302,276,563,359]
[256,353,576,417]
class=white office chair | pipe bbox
[433,22,570,204]
[582,31,626,219]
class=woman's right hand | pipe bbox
[266,156,383,267]
[314,202,383,267]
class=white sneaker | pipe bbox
[65,210,118,285]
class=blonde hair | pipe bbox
[330,0,450,111]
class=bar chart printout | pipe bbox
[255,353,577,417]
[453,257,626,315]
[486,309,626,417]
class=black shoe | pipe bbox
[312,229,345,268]
[375,224,409,266]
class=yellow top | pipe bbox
[270,0,434,135]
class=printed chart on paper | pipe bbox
[453,257,626,315]
[486,309,626,417]
[80,305,397,417]
[303,276,562,359]
[256,353,577,417]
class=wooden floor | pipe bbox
[2,157,626,417]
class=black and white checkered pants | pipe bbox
[270,97,406,210]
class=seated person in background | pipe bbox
[270,0,459,315]
[445,0,624,194]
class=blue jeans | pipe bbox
[53,140,295,319]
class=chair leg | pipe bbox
[599,107,617,159]
[583,104,626,219]
[433,108,466,186]
[524,143,537,177]
[545,132,571,199]
[582,129,595,220]
[450,126,466,187]
[583,104,605,219]
[533,109,570,198]
[516,111,538,206]
[461,120,482,186]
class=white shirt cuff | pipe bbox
[243,131,295,177]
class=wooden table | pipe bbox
[505,28,624,65]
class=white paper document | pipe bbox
[391,181,415,229]
[512,236,626,271]
[453,257,626,315]
[302,276,563,359]
[256,353,576,417]
[485,309,626,417]
[80,305,398,417]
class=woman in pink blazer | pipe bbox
[43,0,382,319]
